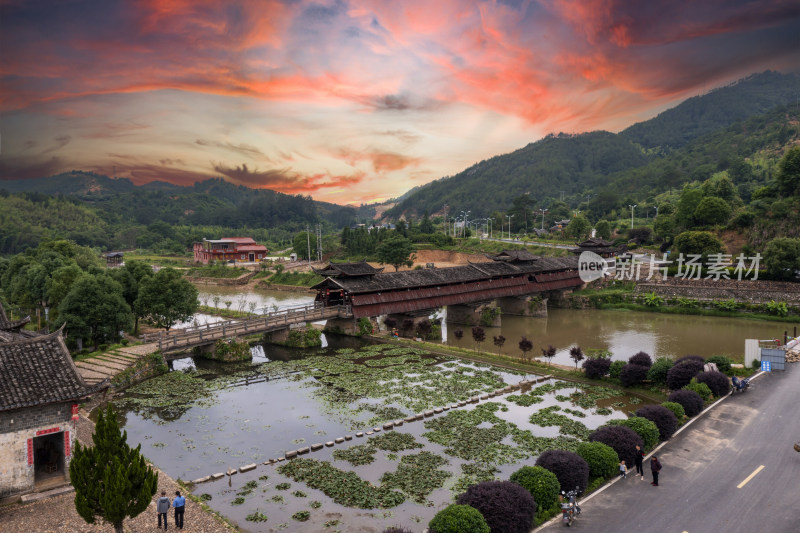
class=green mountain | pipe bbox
[387,71,800,220]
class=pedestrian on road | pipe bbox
[619,460,628,479]
[651,456,662,486]
[634,445,645,478]
[173,490,186,529]
[156,491,171,529]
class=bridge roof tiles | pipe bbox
[312,261,384,277]
[0,329,108,412]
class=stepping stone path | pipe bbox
[74,342,159,385]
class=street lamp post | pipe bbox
[538,208,548,231]
[628,204,637,229]
[507,214,514,240]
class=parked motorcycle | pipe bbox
[560,487,582,526]
[731,375,750,393]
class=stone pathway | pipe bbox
[74,344,158,385]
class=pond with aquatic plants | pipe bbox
[112,338,651,532]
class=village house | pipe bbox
[192,237,268,264]
[0,303,107,501]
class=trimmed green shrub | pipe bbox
[582,357,612,379]
[535,450,590,494]
[666,359,704,390]
[705,355,732,375]
[661,402,686,425]
[628,352,652,368]
[456,481,536,533]
[675,355,705,365]
[683,379,713,402]
[635,405,678,441]
[667,389,704,417]
[647,358,674,386]
[606,417,659,451]
[429,505,489,533]
[588,425,644,468]
[576,441,619,479]
[695,371,730,398]
[510,466,560,512]
[609,360,626,379]
[619,364,649,387]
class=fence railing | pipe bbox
[141,303,351,351]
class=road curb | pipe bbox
[532,370,764,532]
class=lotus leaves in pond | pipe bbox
[379,451,451,504]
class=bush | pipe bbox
[582,357,612,379]
[429,505,490,533]
[606,417,659,451]
[589,425,644,467]
[695,371,731,398]
[667,389,704,417]
[619,364,649,387]
[666,360,704,390]
[683,379,713,402]
[628,351,652,368]
[534,450,590,495]
[456,481,536,533]
[510,466,560,512]
[647,358,674,386]
[661,402,686,425]
[675,355,705,365]
[705,355,732,375]
[635,405,678,441]
[576,441,619,479]
[609,360,626,379]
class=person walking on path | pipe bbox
[651,456,662,486]
[156,491,171,530]
[173,490,186,529]
[619,460,628,479]
[634,445,645,478]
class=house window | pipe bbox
[257,254,262,259]
[241,254,246,260]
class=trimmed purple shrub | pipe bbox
[619,363,649,387]
[666,359,704,390]
[589,425,644,467]
[456,481,536,533]
[582,357,611,379]
[534,449,589,495]
[635,405,678,441]
[695,371,731,398]
[667,389,704,417]
[675,355,705,365]
[628,351,653,368]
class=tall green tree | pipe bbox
[135,268,198,331]
[673,231,725,261]
[763,237,800,280]
[292,231,317,261]
[111,260,153,334]
[70,405,158,533]
[565,214,591,240]
[693,197,732,226]
[594,220,612,240]
[776,146,800,197]
[376,233,415,271]
[58,273,133,349]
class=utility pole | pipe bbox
[306,225,311,265]
[507,214,514,240]
[539,208,548,231]
[628,204,637,229]
[443,205,448,236]
[316,224,322,262]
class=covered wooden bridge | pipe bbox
[311,251,583,333]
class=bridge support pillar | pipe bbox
[323,317,361,336]
[496,295,548,318]
[263,326,290,343]
[445,303,500,327]
[385,314,432,338]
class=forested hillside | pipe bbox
[387,71,800,220]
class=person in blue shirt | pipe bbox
[173,490,186,529]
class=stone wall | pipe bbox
[0,402,76,499]
[635,278,800,304]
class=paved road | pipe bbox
[540,363,800,533]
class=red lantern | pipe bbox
[72,403,79,421]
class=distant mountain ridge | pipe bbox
[386,70,800,218]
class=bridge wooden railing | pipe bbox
[142,303,351,352]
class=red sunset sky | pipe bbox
[2,0,800,204]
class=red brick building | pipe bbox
[192,238,268,264]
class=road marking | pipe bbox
[737,465,765,488]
